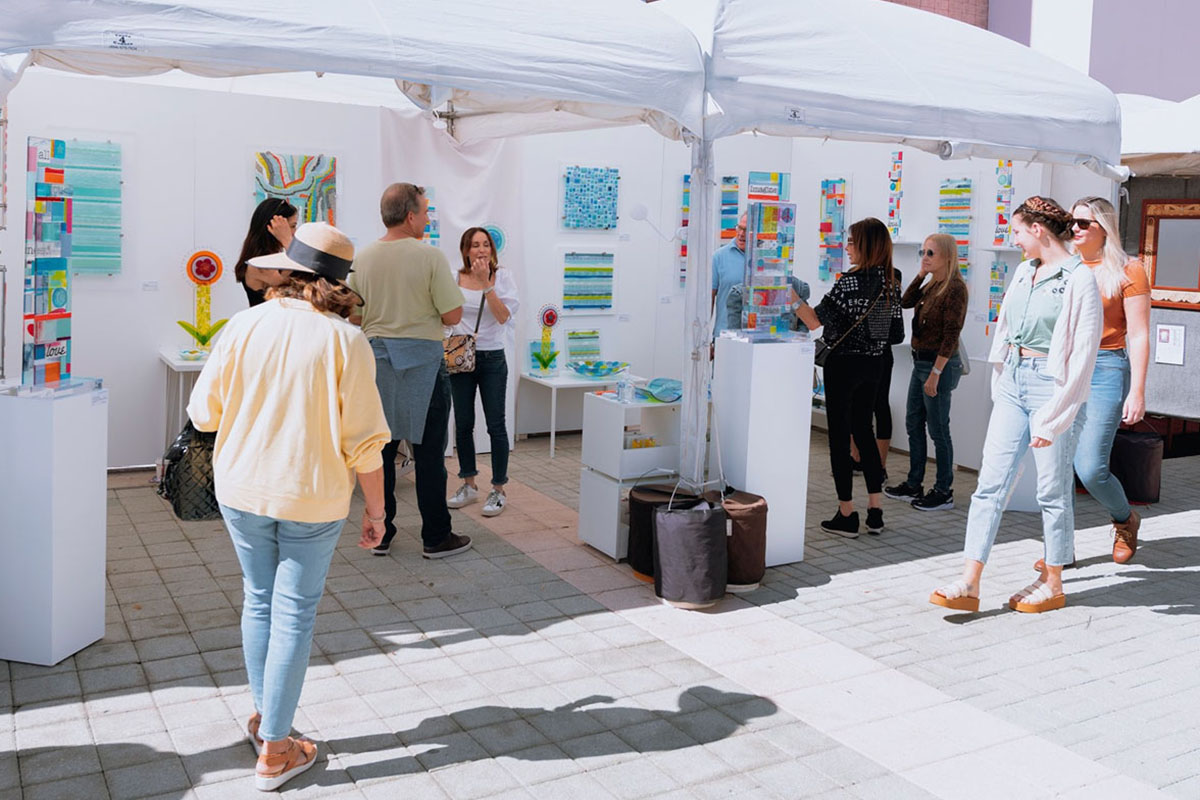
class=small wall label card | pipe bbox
[1155,324,1185,365]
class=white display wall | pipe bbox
[1,68,1113,470]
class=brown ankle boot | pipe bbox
[1112,509,1140,564]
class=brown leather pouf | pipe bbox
[723,490,768,592]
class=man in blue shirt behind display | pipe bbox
[711,212,747,337]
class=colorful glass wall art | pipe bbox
[562,251,615,312]
[254,152,337,225]
[818,179,848,281]
[24,138,76,383]
[747,171,790,203]
[886,151,904,239]
[719,176,739,242]
[678,174,690,287]
[423,187,440,246]
[562,166,619,230]
[938,178,973,274]
[993,160,1014,246]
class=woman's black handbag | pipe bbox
[158,421,222,521]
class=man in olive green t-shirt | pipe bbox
[348,183,469,559]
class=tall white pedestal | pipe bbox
[712,337,813,566]
[0,382,109,665]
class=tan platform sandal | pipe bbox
[255,737,317,792]
[929,579,980,613]
[246,713,264,756]
[1009,582,1065,613]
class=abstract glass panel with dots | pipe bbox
[562,166,620,230]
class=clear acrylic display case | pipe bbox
[741,201,798,336]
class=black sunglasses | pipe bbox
[1072,218,1096,230]
[918,249,937,257]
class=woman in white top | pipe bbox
[446,227,521,516]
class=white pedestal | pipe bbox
[578,392,680,559]
[0,383,109,665]
[712,336,813,566]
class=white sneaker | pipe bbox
[481,489,506,517]
[447,484,479,508]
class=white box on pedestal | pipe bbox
[711,336,812,566]
[0,383,109,665]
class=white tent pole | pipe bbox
[678,135,715,490]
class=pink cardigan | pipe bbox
[987,258,1103,442]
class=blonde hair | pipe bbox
[924,233,967,301]
[1071,196,1130,299]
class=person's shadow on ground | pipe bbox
[327,685,778,783]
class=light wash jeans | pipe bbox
[905,354,963,493]
[1073,349,1132,524]
[962,356,1084,566]
[220,504,344,742]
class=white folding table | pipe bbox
[517,372,644,457]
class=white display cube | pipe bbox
[711,336,812,566]
[578,392,679,559]
[0,382,109,665]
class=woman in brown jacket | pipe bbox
[884,233,968,511]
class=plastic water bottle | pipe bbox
[616,378,634,403]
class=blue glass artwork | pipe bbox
[562,166,619,230]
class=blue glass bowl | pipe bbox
[566,360,629,378]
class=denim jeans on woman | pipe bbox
[962,355,1084,566]
[220,504,344,742]
[1073,348,1132,524]
[449,349,510,486]
[905,354,963,493]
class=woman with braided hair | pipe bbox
[930,196,1102,614]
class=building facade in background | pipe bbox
[889,0,1200,102]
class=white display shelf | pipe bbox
[578,392,680,559]
[978,245,1022,253]
[581,393,680,480]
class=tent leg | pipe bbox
[679,138,715,491]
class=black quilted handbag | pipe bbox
[158,421,221,521]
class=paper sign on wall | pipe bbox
[1156,324,1185,365]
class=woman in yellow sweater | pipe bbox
[188,223,391,791]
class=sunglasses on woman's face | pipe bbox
[1072,218,1095,230]
[918,249,937,257]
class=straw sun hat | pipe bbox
[248,221,355,283]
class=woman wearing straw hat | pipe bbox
[188,222,391,790]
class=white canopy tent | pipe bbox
[1118,92,1200,176]
[0,0,705,142]
[1,0,1126,490]
[656,0,1125,486]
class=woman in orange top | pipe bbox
[1069,196,1150,564]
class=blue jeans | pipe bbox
[449,349,510,486]
[220,504,343,742]
[962,356,1084,566]
[905,354,963,493]
[1073,349,1132,523]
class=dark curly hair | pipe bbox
[1013,196,1073,241]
